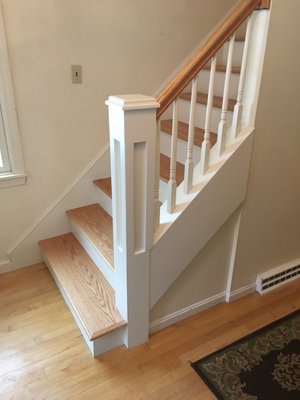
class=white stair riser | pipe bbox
[96,190,112,216]
[160,131,201,165]
[198,69,239,99]
[178,98,233,133]
[69,219,115,289]
[92,326,126,357]
[159,179,168,203]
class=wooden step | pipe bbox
[94,153,184,198]
[203,64,241,74]
[93,178,112,198]
[161,119,217,148]
[179,91,236,111]
[67,203,114,267]
[39,233,126,341]
[160,153,184,185]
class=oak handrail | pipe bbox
[156,0,269,118]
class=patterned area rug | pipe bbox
[191,309,300,400]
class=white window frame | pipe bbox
[0,1,26,188]
[0,106,10,172]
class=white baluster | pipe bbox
[154,117,161,230]
[216,33,235,156]
[199,56,216,175]
[231,15,253,138]
[167,100,178,213]
[184,76,198,194]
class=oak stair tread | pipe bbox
[160,153,184,185]
[203,64,241,74]
[67,203,114,267]
[95,153,184,199]
[161,119,217,148]
[39,233,126,341]
[179,91,236,112]
[93,178,112,198]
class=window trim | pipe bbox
[0,106,10,172]
[0,1,26,188]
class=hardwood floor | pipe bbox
[0,263,299,400]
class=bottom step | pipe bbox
[39,233,126,356]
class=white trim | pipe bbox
[0,258,12,273]
[226,282,256,303]
[149,284,257,334]
[0,1,26,185]
[226,208,242,295]
[0,172,27,188]
[149,291,226,334]
[0,106,10,172]
[7,145,109,255]
[106,94,160,111]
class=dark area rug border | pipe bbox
[191,308,300,400]
[191,362,224,400]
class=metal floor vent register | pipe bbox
[256,261,300,295]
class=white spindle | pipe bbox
[154,117,161,230]
[231,15,253,138]
[184,76,198,194]
[199,56,216,175]
[216,33,235,156]
[167,100,178,213]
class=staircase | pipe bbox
[39,0,271,357]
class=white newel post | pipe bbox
[106,94,160,348]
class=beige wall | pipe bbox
[0,0,237,260]
[231,0,300,289]
[151,0,300,320]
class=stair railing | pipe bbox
[156,0,269,117]
[155,0,271,216]
[105,0,270,349]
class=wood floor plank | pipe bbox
[67,203,114,267]
[0,264,299,399]
[39,235,126,340]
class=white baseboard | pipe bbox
[149,291,226,334]
[150,282,258,334]
[0,259,12,273]
[226,282,256,303]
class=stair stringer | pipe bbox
[149,128,254,308]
